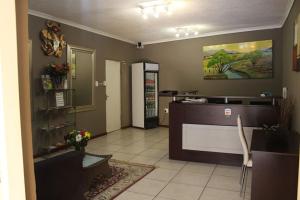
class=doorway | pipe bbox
[105,60,121,133]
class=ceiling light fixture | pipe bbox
[173,26,204,38]
[138,0,175,20]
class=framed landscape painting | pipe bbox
[293,13,300,71]
[203,40,273,80]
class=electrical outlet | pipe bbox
[282,87,287,99]
[164,108,169,113]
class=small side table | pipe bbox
[82,153,112,187]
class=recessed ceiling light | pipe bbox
[175,33,180,38]
[194,31,199,35]
[185,32,189,36]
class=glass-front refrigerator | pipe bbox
[132,62,159,129]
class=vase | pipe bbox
[52,76,66,89]
[75,146,85,153]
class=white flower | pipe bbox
[76,134,82,142]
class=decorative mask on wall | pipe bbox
[40,21,66,57]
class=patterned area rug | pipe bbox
[84,159,155,200]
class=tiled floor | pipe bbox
[86,127,251,200]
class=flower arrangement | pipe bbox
[64,130,92,151]
[44,63,70,89]
[45,63,69,77]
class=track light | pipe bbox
[173,26,203,38]
[138,1,174,19]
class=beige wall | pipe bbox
[282,0,300,133]
[16,1,36,200]
[29,15,137,154]
[0,0,29,199]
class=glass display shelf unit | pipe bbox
[35,87,76,157]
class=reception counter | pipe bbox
[169,98,280,166]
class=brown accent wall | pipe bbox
[29,15,137,154]
[282,0,300,133]
[139,29,283,126]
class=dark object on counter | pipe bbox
[207,98,225,104]
[159,90,178,97]
[227,100,242,104]
[250,101,272,105]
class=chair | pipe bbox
[237,115,252,197]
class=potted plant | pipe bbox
[64,130,92,152]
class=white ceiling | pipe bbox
[29,0,294,45]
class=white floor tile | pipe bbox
[112,152,137,161]
[117,145,148,154]
[207,175,240,192]
[140,148,168,158]
[155,159,186,171]
[158,183,204,200]
[145,168,178,182]
[199,188,243,200]
[182,162,216,175]
[128,178,168,196]
[114,191,154,200]
[213,165,241,177]
[171,171,210,187]
[130,155,162,165]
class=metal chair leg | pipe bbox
[240,165,245,184]
[242,167,249,197]
[240,166,247,196]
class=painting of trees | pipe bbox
[203,40,273,80]
[207,50,233,73]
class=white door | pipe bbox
[106,60,121,133]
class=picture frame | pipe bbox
[203,40,273,80]
[293,13,300,71]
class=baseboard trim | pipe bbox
[159,125,169,128]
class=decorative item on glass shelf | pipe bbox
[42,63,70,90]
[64,130,92,152]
